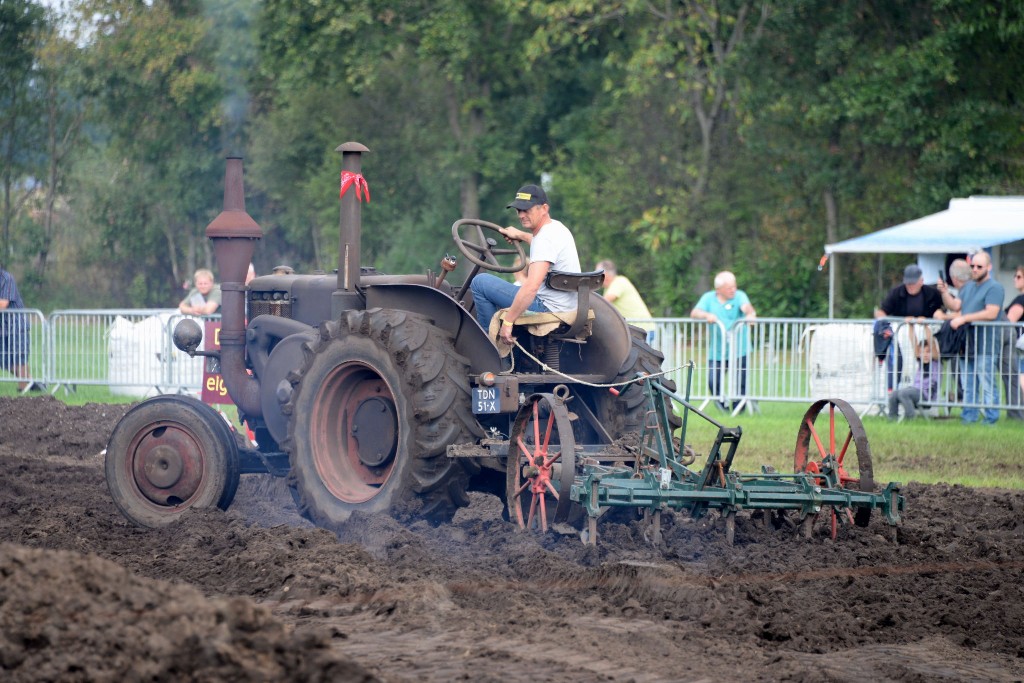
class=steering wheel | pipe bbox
[452,219,527,274]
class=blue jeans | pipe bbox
[470,274,549,329]
[962,354,999,424]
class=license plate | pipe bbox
[473,387,500,414]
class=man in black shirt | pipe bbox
[875,264,945,391]
[876,264,944,319]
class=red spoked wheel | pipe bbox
[794,398,875,532]
[505,394,577,533]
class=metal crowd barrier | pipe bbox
[0,309,218,395]
[635,316,1024,420]
[3,308,1022,422]
[881,319,1023,420]
[0,309,48,391]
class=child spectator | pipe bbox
[888,325,940,421]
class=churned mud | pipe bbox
[1,395,1022,682]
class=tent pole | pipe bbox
[828,253,835,318]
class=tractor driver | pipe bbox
[470,184,581,345]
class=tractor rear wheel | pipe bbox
[596,325,682,438]
[105,395,240,527]
[284,309,478,527]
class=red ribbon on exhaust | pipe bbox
[339,171,371,202]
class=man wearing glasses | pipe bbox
[938,251,1006,424]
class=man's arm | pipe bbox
[499,260,551,342]
[198,300,220,315]
[498,225,533,245]
[935,278,960,313]
[740,293,756,319]
[951,303,1000,329]
[0,298,9,310]
[603,276,620,303]
[690,307,719,325]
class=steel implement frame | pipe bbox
[569,371,903,530]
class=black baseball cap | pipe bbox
[507,184,548,210]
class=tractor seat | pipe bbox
[541,269,605,340]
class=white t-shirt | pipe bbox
[530,219,581,312]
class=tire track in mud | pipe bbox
[269,606,721,683]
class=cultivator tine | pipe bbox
[801,514,815,539]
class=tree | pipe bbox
[738,0,1024,316]
[0,0,46,269]
[74,0,227,305]
[512,0,771,309]
[29,3,89,282]
[252,0,568,280]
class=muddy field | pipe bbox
[1,395,1023,682]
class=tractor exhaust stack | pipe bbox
[206,157,263,418]
[333,141,370,318]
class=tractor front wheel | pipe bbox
[105,395,240,527]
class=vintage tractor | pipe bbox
[105,143,903,543]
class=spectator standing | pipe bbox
[939,251,1004,425]
[595,259,655,342]
[0,266,34,391]
[1002,264,1024,420]
[935,258,971,320]
[947,259,971,299]
[887,325,940,421]
[875,264,944,389]
[179,268,222,316]
[690,271,757,411]
[933,258,972,401]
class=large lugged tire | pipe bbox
[283,309,480,527]
[105,395,240,528]
[596,326,682,438]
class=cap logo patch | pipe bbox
[516,192,532,201]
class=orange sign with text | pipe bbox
[201,320,233,405]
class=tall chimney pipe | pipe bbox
[333,141,369,318]
[206,157,263,418]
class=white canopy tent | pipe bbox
[823,196,1024,317]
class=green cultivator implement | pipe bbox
[505,368,904,546]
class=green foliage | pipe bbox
[3,0,1024,318]
[0,0,48,265]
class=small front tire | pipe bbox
[105,395,240,528]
